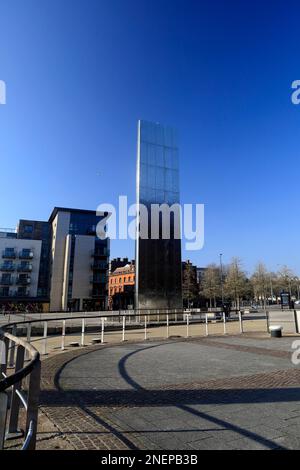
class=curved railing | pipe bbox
[0,328,40,450]
[0,307,268,450]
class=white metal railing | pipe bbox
[0,308,269,450]
[2,309,269,357]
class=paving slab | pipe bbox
[38,335,300,450]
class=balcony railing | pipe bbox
[0,264,15,271]
[2,250,16,259]
[0,279,13,286]
[0,290,11,297]
[91,262,108,270]
[17,264,33,272]
[16,277,31,285]
[14,290,30,297]
[19,251,33,260]
[90,276,106,284]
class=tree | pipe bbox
[251,262,269,309]
[182,261,199,308]
[224,258,247,309]
[200,264,221,308]
[277,265,295,296]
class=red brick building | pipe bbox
[108,263,135,310]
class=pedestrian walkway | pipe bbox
[32,333,300,450]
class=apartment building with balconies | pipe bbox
[49,207,110,312]
[0,232,42,300]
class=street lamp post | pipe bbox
[270,274,274,304]
[220,253,224,306]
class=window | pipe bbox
[3,248,16,258]
[1,273,12,284]
[24,225,33,233]
[19,249,33,259]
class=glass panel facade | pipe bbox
[135,120,182,309]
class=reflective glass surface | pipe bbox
[136,120,182,309]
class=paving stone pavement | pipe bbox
[38,334,300,450]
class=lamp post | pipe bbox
[270,274,274,304]
[220,253,224,306]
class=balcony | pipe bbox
[14,289,30,297]
[2,250,16,259]
[90,275,106,284]
[17,263,33,272]
[90,290,106,298]
[91,249,109,258]
[19,250,34,260]
[1,264,15,271]
[91,262,108,270]
[16,276,31,285]
[0,289,11,297]
[0,278,13,286]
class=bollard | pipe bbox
[166,314,169,338]
[42,322,48,355]
[61,320,66,350]
[239,310,244,333]
[122,316,126,342]
[81,318,85,346]
[101,318,105,343]
[144,315,147,340]
[205,314,208,336]
[186,314,190,338]
[223,312,226,335]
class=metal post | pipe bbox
[25,323,31,361]
[101,318,105,343]
[81,318,85,346]
[7,345,25,438]
[144,315,147,340]
[166,314,169,338]
[61,320,66,350]
[186,314,190,338]
[27,323,31,344]
[205,314,208,336]
[266,310,269,333]
[0,392,8,450]
[42,322,48,356]
[8,325,17,368]
[0,336,9,379]
[25,359,41,450]
[122,316,126,342]
[239,310,244,333]
[220,253,224,305]
[223,312,226,335]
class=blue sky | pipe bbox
[0,0,300,274]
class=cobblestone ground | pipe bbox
[37,334,300,450]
